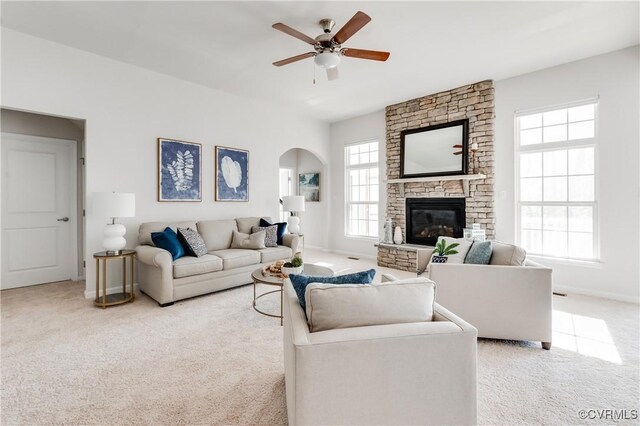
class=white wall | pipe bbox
[495,46,639,303]
[1,29,330,297]
[329,110,386,258]
[278,148,327,249]
[295,149,327,249]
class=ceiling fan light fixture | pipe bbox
[314,51,341,69]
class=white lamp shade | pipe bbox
[93,192,136,218]
[282,195,305,212]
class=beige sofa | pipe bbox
[419,244,554,349]
[283,278,478,425]
[135,217,299,306]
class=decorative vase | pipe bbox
[383,218,394,244]
[431,255,448,264]
[393,226,403,245]
[281,265,303,276]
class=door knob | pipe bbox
[57,217,70,222]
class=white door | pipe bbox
[1,133,77,289]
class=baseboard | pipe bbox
[554,284,639,304]
[84,283,139,300]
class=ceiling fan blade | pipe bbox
[326,67,339,81]
[333,11,371,44]
[342,48,390,61]
[272,52,315,67]
[272,23,317,45]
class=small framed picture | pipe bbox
[158,138,202,202]
[215,146,249,202]
[299,172,320,202]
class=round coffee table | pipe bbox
[252,263,333,325]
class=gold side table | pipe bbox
[93,250,136,308]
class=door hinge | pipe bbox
[83,209,85,217]
[81,157,85,166]
[83,261,86,268]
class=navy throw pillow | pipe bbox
[289,268,376,311]
[260,218,287,245]
[151,227,185,261]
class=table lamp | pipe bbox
[93,192,136,255]
[282,195,305,234]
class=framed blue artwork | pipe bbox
[157,138,202,202]
[299,172,320,202]
[215,146,249,202]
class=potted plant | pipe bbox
[432,240,459,263]
[281,255,303,276]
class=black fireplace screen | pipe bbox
[406,198,466,246]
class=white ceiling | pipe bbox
[1,1,638,122]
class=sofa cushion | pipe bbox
[305,278,436,333]
[177,227,208,257]
[230,230,266,250]
[464,240,493,264]
[260,218,287,245]
[258,246,293,263]
[151,228,185,261]
[173,254,223,278]
[289,269,376,311]
[209,249,261,270]
[489,241,526,266]
[236,217,261,234]
[139,221,198,246]
[197,220,238,251]
[251,225,278,247]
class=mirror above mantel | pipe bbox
[400,119,469,178]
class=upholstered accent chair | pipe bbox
[282,276,478,425]
[418,244,554,350]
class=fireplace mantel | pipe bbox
[385,173,486,197]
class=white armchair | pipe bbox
[418,247,553,349]
[283,278,478,425]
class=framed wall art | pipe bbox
[299,172,320,202]
[215,146,249,202]
[158,138,202,202]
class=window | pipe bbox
[345,141,379,238]
[516,100,598,260]
[279,168,292,222]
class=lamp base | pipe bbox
[103,223,126,254]
[287,216,301,234]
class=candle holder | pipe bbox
[470,142,479,174]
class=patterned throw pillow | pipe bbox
[177,227,208,257]
[251,225,278,247]
[260,218,287,245]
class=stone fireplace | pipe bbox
[377,81,495,271]
[406,198,465,246]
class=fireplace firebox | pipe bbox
[406,198,466,246]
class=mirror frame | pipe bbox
[400,119,469,178]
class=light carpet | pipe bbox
[1,254,638,425]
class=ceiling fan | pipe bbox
[272,11,390,81]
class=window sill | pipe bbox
[528,254,603,268]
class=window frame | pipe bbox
[344,139,380,239]
[514,98,600,262]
